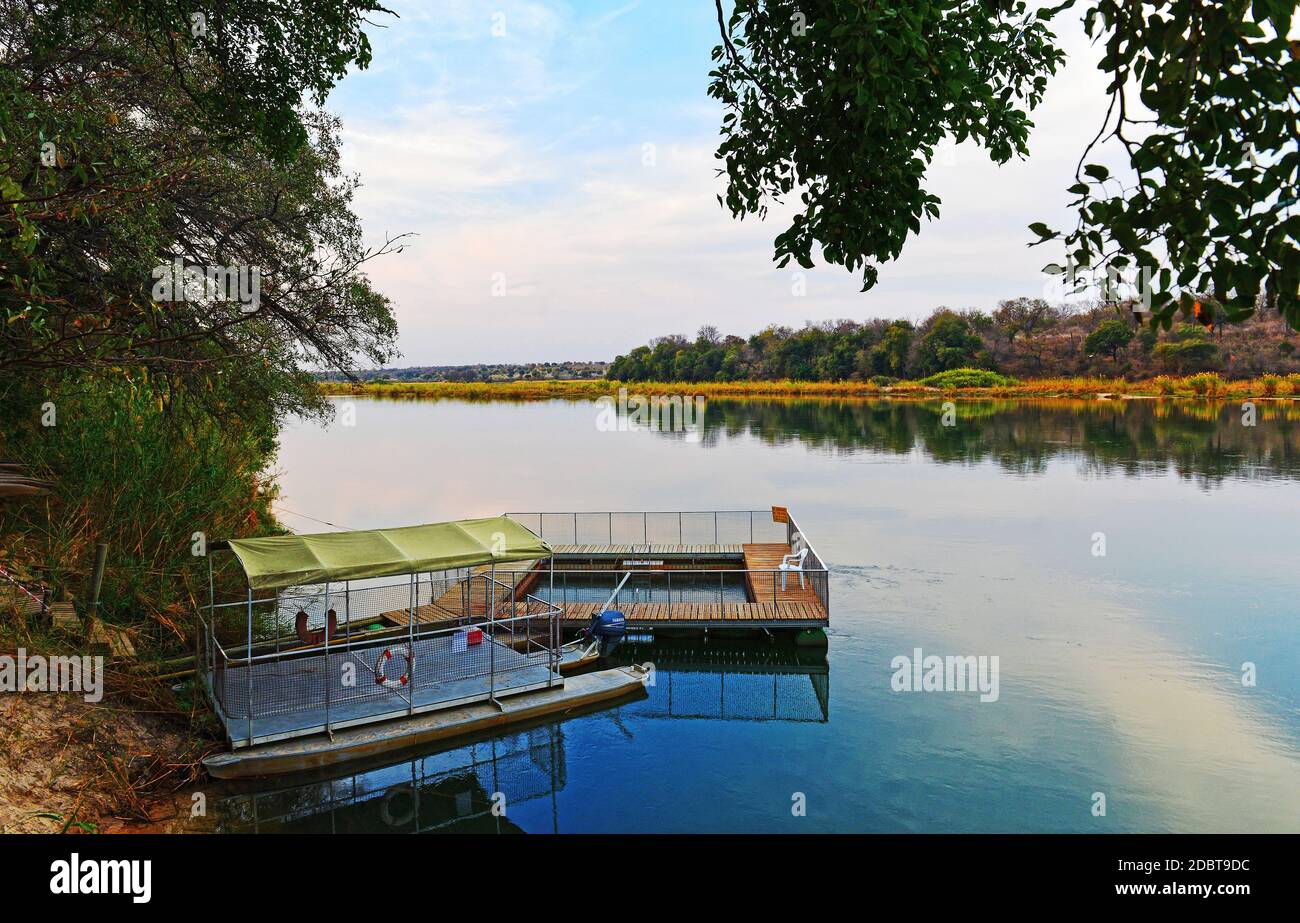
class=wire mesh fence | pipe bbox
[507,510,789,546]
[198,574,562,739]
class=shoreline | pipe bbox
[318,375,1300,403]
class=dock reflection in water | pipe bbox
[214,639,828,833]
[609,640,829,724]
[215,726,566,834]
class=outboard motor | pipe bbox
[586,608,626,657]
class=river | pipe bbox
[214,395,1300,833]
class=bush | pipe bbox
[870,375,899,387]
[918,368,1018,389]
[1152,375,1178,395]
[1187,372,1225,396]
[1261,374,1282,396]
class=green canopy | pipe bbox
[226,516,551,590]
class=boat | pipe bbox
[196,508,829,777]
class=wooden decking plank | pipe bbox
[555,599,826,624]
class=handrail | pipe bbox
[483,566,826,576]
[507,509,776,515]
[221,603,560,667]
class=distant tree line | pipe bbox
[316,361,609,383]
[607,300,1300,383]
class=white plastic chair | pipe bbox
[778,547,809,591]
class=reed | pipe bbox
[0,375,281,657]
[319,373,1299,402]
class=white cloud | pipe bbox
[337,5,1122,364]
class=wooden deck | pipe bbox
[374,542,828,631]
[551,600,826,627]
[377,561,542,627]
[740,544,824,609]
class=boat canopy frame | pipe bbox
[223,515,553,591]
[198,516,561,749]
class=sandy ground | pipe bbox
[0,690,215,833]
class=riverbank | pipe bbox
[319,373,1300,402]
[0,681,214,833]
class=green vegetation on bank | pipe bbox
[319,372,1300,402]
[607,303,1300,385]
[1,4,398,666]
[711,4,1300,329]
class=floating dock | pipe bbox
[198,509,828,775]
[376,512,831,632]
[203,664,650,779]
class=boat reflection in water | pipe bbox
[214,726,566,834]
[214,638,828,833]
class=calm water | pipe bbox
[217,396,1300,833]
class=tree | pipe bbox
[1084,319,1136,363]
[1,0,401,422]
[0,1,401,653]
[993,297,1059,343]
[913,311,987,376]
[711,1,1300,330]
[1153,325,1221,372]
[870,321,914,378]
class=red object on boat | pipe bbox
[295,609,339,646]
[467,628,483,645]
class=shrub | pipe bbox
[918,368,1018,389]
[1187,372,1225,397]
[870,375,899,387]
[1152,375,1177,395]
[1261,374,1282,396]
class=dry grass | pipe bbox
[320,374,1300,402]
[0,628,220,833]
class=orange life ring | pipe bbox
[374,646,412,688]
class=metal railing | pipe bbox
[488,566,828,619]
[198,572,562,746]
[502,508,830,618]
[506,510,789,547]
[786,512,830,613]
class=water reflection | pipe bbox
[215,727,565,834]
[610,640,828,724]
[691,399,1300,486]
[213,640,830,833]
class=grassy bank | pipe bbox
[0,375,284,830]
[319,372,1300,402]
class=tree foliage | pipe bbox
[1084,318,1135,361]
[1044,0,1300,330]
[709,0,1064,288]
[0,0,401,421]
[711,1,1300,330]
[0,1,402,637]
[607,301,1300,382]
[913,309,989,374]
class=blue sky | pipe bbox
[327,1,1112,365]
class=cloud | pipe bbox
[334,3,1123,364]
